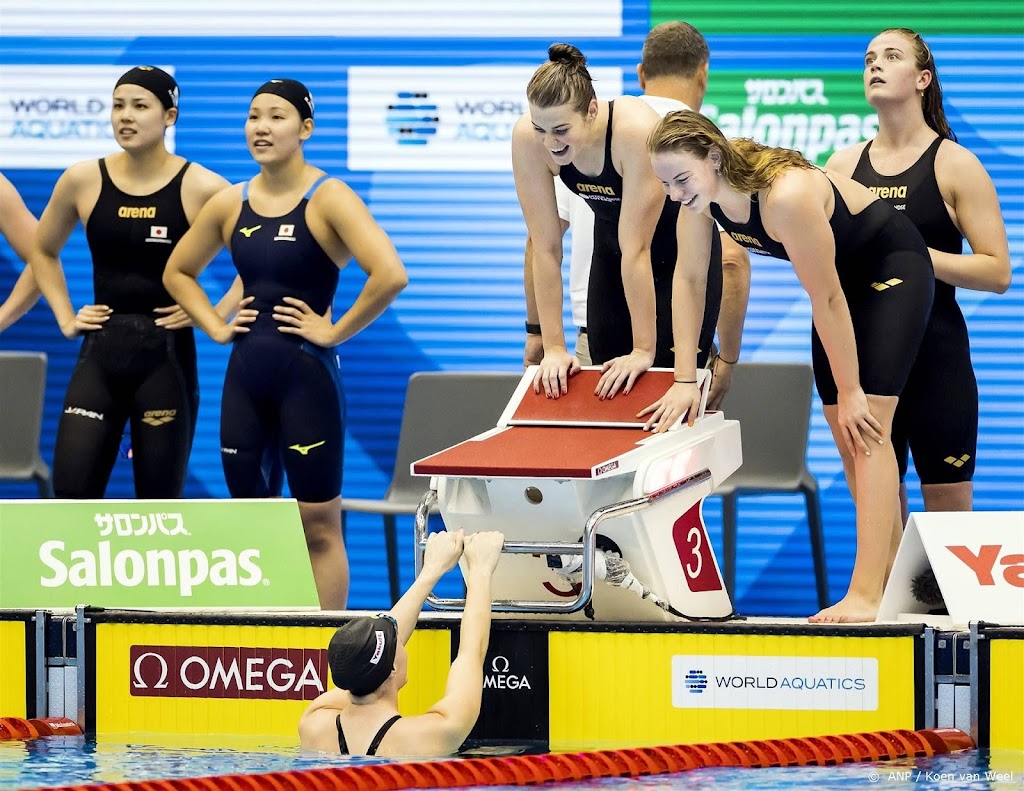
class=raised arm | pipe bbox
[637,205,714,432]
[769,172,881,456]
[0,174,42,331]
[405,531,503,755]
[388,530,464,645]
[512,115,576,396]
[162,186,240,343]
[935,143,1011,293]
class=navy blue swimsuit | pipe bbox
[220,176,345,502]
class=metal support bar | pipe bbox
[415,468,713,614]
[34,610,47,719]
[75,605,87,733]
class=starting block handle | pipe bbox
[414,468,713,614]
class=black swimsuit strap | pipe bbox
[366,714,402,756]
[336,713,349,755]
[337,712,401,756]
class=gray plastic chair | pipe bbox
[0,351,53,497]
[341,370,522,604]
[714,362,827,609]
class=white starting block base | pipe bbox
[413,369,743,622]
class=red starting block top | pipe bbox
[410,368,711,479]
[411,426,650,478]
[502,368,693,427]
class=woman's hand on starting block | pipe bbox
[464,531,505,577]
[637,382,700,432]
[423,529,465,576]
[595,349,654,399]
[533,349,581,399]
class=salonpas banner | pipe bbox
[0,499,319,609]
[702,72,878,164]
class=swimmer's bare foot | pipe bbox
[808,594,879,624]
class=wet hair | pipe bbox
[648,110,814,193]
[526,43,596,114]
[252,78,314,121]
[641,21,709,80]
[115,66,179,112]
[879,28,956,141]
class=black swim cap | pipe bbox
[252,78,314,121]
[115,66,179,111]
[327,614,398,697]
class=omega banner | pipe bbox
[0,499,319,608]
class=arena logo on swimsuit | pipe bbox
[729,232,762,249]
[868,185,909,200]
[118,205,157,219]
[576,183,616,196]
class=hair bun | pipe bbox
[547,43,586,68]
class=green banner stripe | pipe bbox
[701,72,878,164]
[650,1,1024,35]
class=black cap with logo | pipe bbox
[115,66,179,111]
[252,78,314,121]
[327,614,398,697]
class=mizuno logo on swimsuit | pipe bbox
[142,409,177,426]
[289,440,326,456]
[239,225,262,237]
[118,206,156,218]
[868,185,908,199]
[65,406,104,421]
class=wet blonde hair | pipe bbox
[648,110,814,192]
[526,43,596,114]
[879,28,956,141]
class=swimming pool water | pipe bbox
[1,736,1021,790]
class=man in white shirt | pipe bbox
[523,21,750,408]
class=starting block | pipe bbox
[411,367,742,622]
